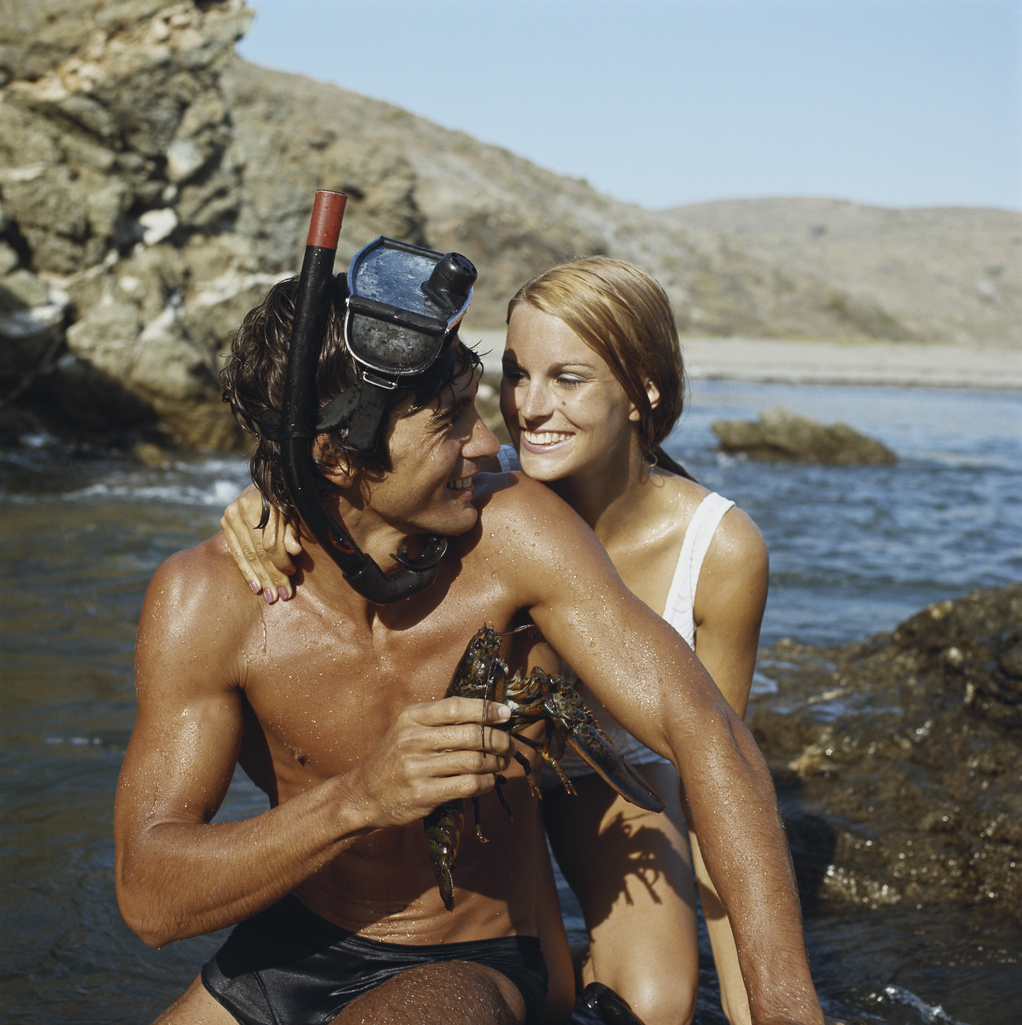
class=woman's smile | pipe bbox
[501,304,640,483]
[520,430,573,450]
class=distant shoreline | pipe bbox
[468,330,1022,391]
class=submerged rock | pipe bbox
[749,582,1022,918]
[712,406,897,464]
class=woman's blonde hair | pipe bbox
[507,256,690,473]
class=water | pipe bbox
[673,382,1022,649]
[1,382,1020,1025]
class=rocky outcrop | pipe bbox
[0,0,475,449]
[749,583,1022,918]
[1,0,260,448]
[1,0,1019,451]
[711,406,897,464]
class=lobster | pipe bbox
[424,624,665,910]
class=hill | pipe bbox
[1,0,1019,449]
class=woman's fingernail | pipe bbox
[278,587,290,602]
[264,588,276,604]
[249,580,260,594]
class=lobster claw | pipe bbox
[543,685,666,813]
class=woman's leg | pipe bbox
[534,815,579,1025]
[544,762,700,1025]
[689,832,753,1025]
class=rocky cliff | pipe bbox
[2,0,1020,450]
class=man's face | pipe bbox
[359,363,501,540]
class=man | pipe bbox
[115,242,828,1025]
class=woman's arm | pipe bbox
[220,484,302,602]
[692,505,768,716]
[220,456,506,602]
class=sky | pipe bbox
[236,0,1022,213]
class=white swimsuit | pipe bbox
[496,445,735,775]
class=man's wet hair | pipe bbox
[221,275,481,525]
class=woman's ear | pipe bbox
[312,434,356,485]
[628,379,661,422]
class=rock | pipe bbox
[131,440,170,466]
[0,264,69,404]
[0,0,109,83]
[711,406,897,464]
[0,0,252,448]
[749,583,1022,918]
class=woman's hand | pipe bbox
[220,484,302,603]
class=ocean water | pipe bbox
[1,381,1019,1024]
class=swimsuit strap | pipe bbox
[663,492,735,646]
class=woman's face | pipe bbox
[500,303,640,483]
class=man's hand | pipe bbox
[221,484,302,603]
[346,697,515,831]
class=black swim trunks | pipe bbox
[201,894,548,1025]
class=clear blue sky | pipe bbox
[236,0,1022,213]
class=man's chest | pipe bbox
[234,587,524,781]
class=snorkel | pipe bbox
[279,190,478,605]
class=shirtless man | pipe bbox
[114,242,828,1025]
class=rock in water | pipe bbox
[712,406,897,464]
[749,582,1022,917]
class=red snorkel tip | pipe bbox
[306,191,347,249]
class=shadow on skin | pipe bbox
[542,779,696,934]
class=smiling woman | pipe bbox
[502,306,642,486]
[487,258,770,1025]
[501,257,688,499]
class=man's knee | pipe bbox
[335,961,527,1025]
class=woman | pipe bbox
[222,257,768,1025]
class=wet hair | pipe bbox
[506,256,693,478]
[221,275,482,523]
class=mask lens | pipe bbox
[347,315,446,378]
[353,244,440,316]
[345,238,475,379]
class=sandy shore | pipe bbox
[468,330,1022,391]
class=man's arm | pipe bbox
[487,477,824,1025]
[114,539,513,948]
[686,506,771,1025]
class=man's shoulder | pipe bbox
[142,533,259,634]
[463,472,608,577]
[472,470,569,523]
[155,532,239,586]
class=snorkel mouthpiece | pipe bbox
[280,192,476,604]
